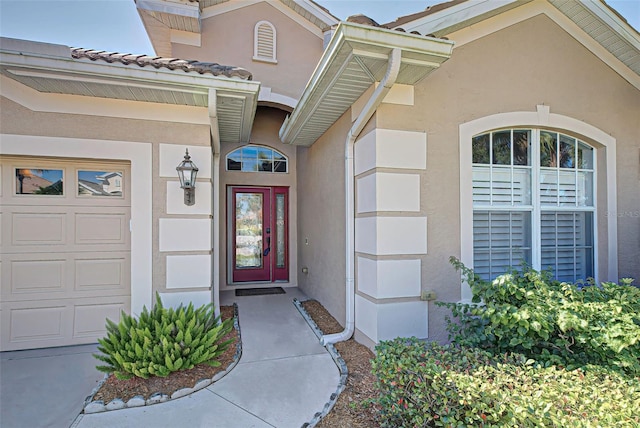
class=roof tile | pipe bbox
[70,48,253,80]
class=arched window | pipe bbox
[226,145,288,173]
[471,129,595,282]
[253,21,277,63]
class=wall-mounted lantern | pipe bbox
[176,148,199,206]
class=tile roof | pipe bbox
[348,13,448,39]
[70,48,253,80]
[382,0,468,29]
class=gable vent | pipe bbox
[253,21,277,63]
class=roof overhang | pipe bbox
[136,0,339,57]
[0,38,260,144]
[136,0,201,57]
[387,0,640,83]
[279,22,454,146]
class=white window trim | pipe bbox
[459,105,617,300]
[253,20,277,64]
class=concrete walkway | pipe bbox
[72,288,340,428]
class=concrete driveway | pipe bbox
[0,344,103,428]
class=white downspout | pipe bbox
[321,48,402,345]
[209,89,221,318]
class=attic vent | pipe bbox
[253,21,277,64]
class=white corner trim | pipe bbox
[0,134,153,315]
[458,107,618,288]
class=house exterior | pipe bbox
[1,0,638,351]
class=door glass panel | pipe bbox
[15,168,63,195]
[235,193,263,268]
[276,194,285,268]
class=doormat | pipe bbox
[235,287,286,296]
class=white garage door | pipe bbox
[1,156,131,351]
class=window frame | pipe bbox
[459,108,618,300]
[471,128,597,283]
[225,144,289,174]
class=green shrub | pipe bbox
[94,294,233,380]
[438,258,640,375]
[373,338,640,427]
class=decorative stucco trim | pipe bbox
[458,106,618,299]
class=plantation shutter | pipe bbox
[541,212,593,282]
[254,21,276,62]
[473,211,531,279]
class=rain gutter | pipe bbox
[208,88,221,318]
[320,48,402,345]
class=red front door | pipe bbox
[231,187,288,283]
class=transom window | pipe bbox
[226,145,288,173]
[472,129,595,282]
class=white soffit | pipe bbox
[0,39,260,144]
[549,0,640,75]
[198,0,338,30]
[137,0,200,32]
[390,0,639,78]
[279,22,454,146]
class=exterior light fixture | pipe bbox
[176,148,199,206]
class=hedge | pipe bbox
[373,338,640,427]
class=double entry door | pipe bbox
[230,186,288,283]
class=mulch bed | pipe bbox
[301,300,381,428]
[91,305,238,404]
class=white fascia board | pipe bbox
[279,22,453,144]
[294,0,339,27]
[391,0,524,34]
[136,0,200,19]
[579,0,640,49]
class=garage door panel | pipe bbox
[1,296,130,351]
[73,302,126,339]
[12,212,66,246]
[2,207,129,253]
[75,257,128,292]
[1,157,131,351]
[11,259,66,294]
[75,212,127,245]
[8,305,67,344]
[2,252,130,302]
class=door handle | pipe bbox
[263,236,271,256]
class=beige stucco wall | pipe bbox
[218,107,298,289]
[171,2,324,104]
[295,107,353,326]
[0,96,212,303]
[374,13,640,338]
[297,12,639,342]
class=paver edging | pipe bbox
[82,302,242,414]
[293,298,349,428]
